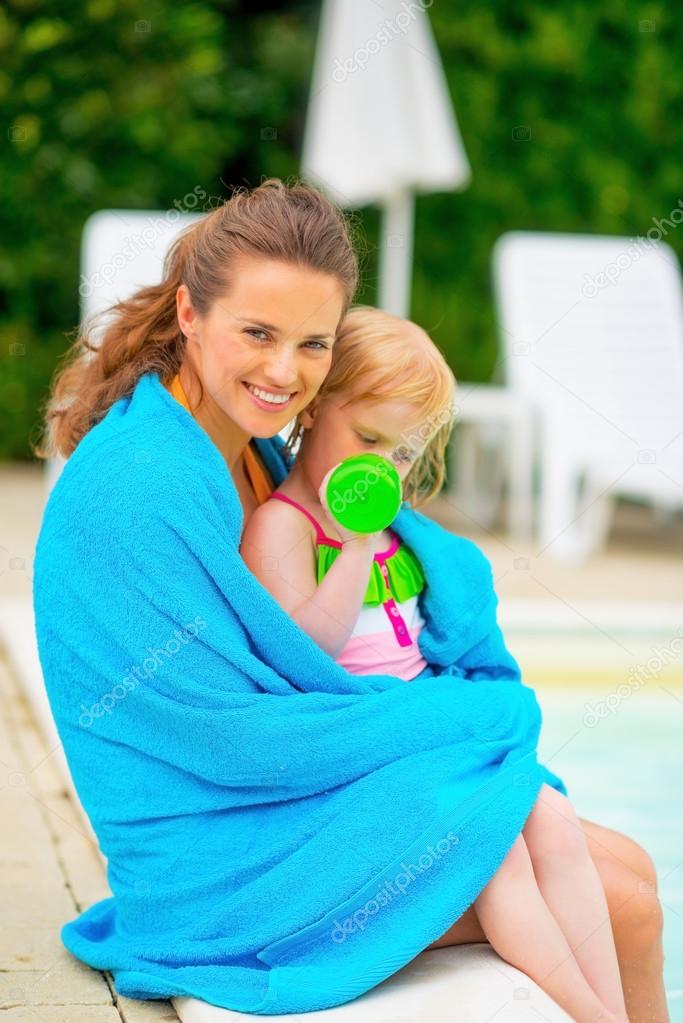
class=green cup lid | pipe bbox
[324,454,402,534]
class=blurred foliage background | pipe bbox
[1,0,681,459]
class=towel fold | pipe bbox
[33,370,567,1015]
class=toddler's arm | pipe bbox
[240,500,377,659]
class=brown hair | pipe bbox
[34,178,360,460]
[284,305,457,509]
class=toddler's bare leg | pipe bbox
[522,785,628,1021]
[474,833,622,1023]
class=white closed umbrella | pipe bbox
[302,0,471,316]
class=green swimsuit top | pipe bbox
[269,491,425,607]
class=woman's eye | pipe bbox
[246,330,327,350]
[357,434,376,445]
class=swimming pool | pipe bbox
[536,682,683,1019]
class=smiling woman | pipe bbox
[30,177,669,1020]
[171,252,344,485]
[33,178,359,532]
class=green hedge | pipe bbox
[1,0,681,459]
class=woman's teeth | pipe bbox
[244,382,294,406]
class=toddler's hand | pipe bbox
[318,465,381,548]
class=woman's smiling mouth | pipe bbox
[242,381,297,411]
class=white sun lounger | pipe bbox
[492,230,683,561]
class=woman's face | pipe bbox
[176,254,345,452]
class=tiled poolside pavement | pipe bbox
[0,647,180,1022]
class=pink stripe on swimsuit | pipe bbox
[269,491,428,681]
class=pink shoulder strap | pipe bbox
[269,491,342,549]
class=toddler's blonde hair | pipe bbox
[284,305,457,509]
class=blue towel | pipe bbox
[33,370,567,1015]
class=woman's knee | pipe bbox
[591,844,665,954]
[579,817,659,891]
[617,880,665,960]
[614,834,659,894]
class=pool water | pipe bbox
[536,684,683,1019]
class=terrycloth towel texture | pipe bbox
[33,371,567,1015]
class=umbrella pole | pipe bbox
[378,188,415,318]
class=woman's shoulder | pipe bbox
[45,410,231,548]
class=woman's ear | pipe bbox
[176,284,198,341]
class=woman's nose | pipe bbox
[261,347,299,387]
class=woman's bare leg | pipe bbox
[579,818,668,1023]
[522,785,627,1020]
[473,832,622,1023]
[423,817,669,1023]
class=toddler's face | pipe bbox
[298,393,430,496]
